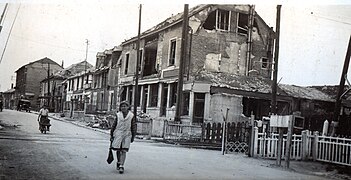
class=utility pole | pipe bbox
[271,5,282,166]
[271,5,281,115]
[134,4,142,118]
[85,39,89,84]
[47,63,50,108]
[84,39,89,114]
[333,36,351,122]
[175,4,189,122]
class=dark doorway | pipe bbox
[193,93,205,124]
[160,83,168,116]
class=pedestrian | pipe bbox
[110,101,136,174]
[38,104,50,131]
[0,100,3,112]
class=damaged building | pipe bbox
[117,4,275,127]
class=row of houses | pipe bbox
[1,4,349,136]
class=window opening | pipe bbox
[150,84,158,107]
[169,39,176,66]
[203,9,230,31]
[217,9,230,31]
[238,13,249,34]
[125,53,129,75]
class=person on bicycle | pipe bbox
[38,104,50,131]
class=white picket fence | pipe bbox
[314,135,351,166]
[254,128,351,166]
[254,133,302,160]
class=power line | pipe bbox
[311,13,351,26]
[2,33,99,54]
[0,4,20,64]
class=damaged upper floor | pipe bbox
[117,4,275,84]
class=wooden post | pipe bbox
[301,130,308,161]
[285,115,295,168]
[146,118,153,140]
[276,128,283,166]
[222,108,229,155]
[253,127,258,157]
[312,131,319,161]
[249,114,255,157]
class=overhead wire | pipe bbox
[0,4,20,64]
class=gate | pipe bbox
[224,121,251,154]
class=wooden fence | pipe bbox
[254,128,351,166]
[164,121,251,153]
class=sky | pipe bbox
[0,0,350,92]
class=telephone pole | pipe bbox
[175,4,189,122]
[271,5,282,166]
[333,36,351,122]
[85,39,89,84]
[271,5,281,115]
[134,4,142,118]
[84,39,89,114]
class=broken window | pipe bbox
[143,35,158,76]
[150,83,158,107]
[242,97,270,119]
[203,9,230,31]
[261,57,268,69]
[237,13,248,34]
[217,9,230,31]
[124,53,129,75]
[169,39,176,66]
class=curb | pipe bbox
[32,111,111,135]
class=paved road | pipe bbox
[0,109,333,180]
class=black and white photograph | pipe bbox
[0,0,351,179]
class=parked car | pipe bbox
[17,99,31,112]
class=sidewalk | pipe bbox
[41,111,351,180]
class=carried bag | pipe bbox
[107,142,114,164]
[107,148,114,164]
